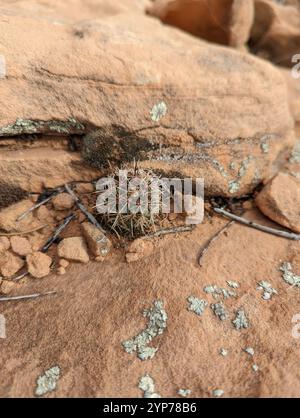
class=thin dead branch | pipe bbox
[0,291,57,302]
[214,207,300,241]
[199,221,234,266]
[0,224,48,237]
[64,183,107,237]
[41,213,76,253]
[17,188,64,221]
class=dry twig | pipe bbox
[214,208,300,241]
[0,291,57,302]
[41,213,76,252]
[199,220,234,266]
[0,224,48,237]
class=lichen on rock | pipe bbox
[187,296,208,316]
[35,366,60,397]
[122,300,167,361]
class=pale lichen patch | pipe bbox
[35,366,60,397]
[211,303,227,321]
[187,296,208,316]
[139,374,161,398]
[257,281,277,300]
[232,310,249,330]
[280,262,300,287]
[122,300,167,361]
[212,389,224,398]
[178,389,191,397]
[150,101,167,122]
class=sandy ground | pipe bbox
[0,208,300,398]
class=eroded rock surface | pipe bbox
[0,4,294,197]
[250,0,300,66]
[147,0,254,47]
[256,172,300,233]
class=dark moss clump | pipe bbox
[0,182,28,210]
[82,125,157,169]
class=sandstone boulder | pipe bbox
[0,6,295,197]
[147,0,254,47]
[256,172,300,233]
[250,0,300,66]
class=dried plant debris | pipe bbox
[35,366,60,397]
[122,300,167,361]
[178,389,191,397]
[257,281,278,300]
[289,140,300,164]
[212,389,224,398]
[187,296,208,316]
[204,285,236,299]
[139,375,161,398]
[220,348,228,357]
[211,303,227,321]
[232,310,249,330]
[226,281,239,289]
[280,262,300,287]
[244,347,255,356]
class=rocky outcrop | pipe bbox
[256,172,300,233]
[0,2,295,197]
[250,0,300,66]
[147,0,254,47]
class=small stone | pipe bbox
[75,183,94,194]
[81,222,111,258]
[59,259,69,268]
[256,173,300,234]
[252,364,259,372]
[244,347,255,356]
[0,200,36,232]
[10,236,32,256]
[125,238,154,263]
[178,389,191,397]
[57,266,66,275]
[52,193,74,210]
[0,280,16,295]
[0,237,10,253]
[57,237,89,263]
[0,252,25,277]
[26,252,52,278]
[213,389,224,398]
[36,205,51,222]
[95,256,105,262]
